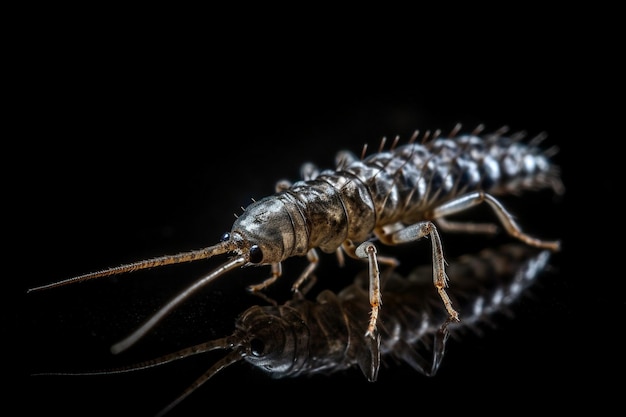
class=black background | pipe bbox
[16,16,615,417]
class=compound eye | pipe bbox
[220,232,230,242]
[249,245,263,264]
[249,338,265,357]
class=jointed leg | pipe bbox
[389,221,459,322]
[248,249,320,296]
[290,248,320,295]
[344,239,400,338]
[247,262,283,292]
[355,242,382,338]
[433,191,561,251]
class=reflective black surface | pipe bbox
[19,39,606,417]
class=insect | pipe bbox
[28,123,564,350]
[35,243,553,416]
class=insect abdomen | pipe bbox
[280,129,561,255]
[342,133,562,226]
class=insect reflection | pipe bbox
[35,243,552,416]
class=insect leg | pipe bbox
[435,217,499,234]
[389,221,459,321]
[290,248,320,294]
[433,191,561,251]
[393,317,452,376]
[247,262,282,292]
[355,241,382,338]
[247,249,320,296]
[343,239,400,337]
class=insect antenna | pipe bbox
[154,349,243,417]
[110,255,247,354]
[27,237,251,353]
[27,241,235,293]
[33,336,237,376]
[33,336,244,417]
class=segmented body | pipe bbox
[28,124,563,352]
[230,126,562,335]
[285,128,562,253]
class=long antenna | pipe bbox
[110,256,247,354]
[27,242,233,293]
